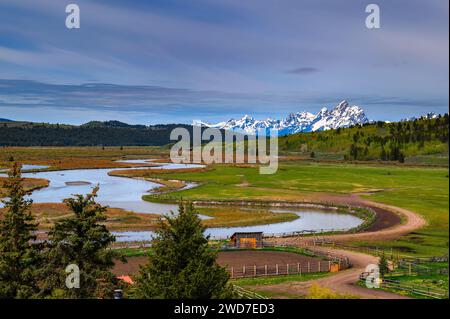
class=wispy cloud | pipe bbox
[0,0,447,123]
[286,67,320,75]
[0,79,448,124]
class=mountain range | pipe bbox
[196,100,369,136]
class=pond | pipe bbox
[112,207,363,242]
[1,160,364,240]
[0,162,203,215]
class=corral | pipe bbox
[113,249,347,279]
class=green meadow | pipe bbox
[143,161,449,257]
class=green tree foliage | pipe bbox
[378,253,389,278]
[39,187,120,298]
[0,163,41,298]
[280,115,449,162]
[0,121,219,147]
[132,202,231,299]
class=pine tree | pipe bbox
[39,187,119,298]
[378,253,389,278]
[132,202,231,299]
[380,147,387,161]
[0,163,41,298]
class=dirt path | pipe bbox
[250,247,409,299]
[260,196,427,299]
[267,195,426,245]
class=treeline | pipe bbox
[280,115,449,163]
[0,121,193,146]
[345,115,449,162]
[0,120,230,147]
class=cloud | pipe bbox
[0,0,447,123]
[286,67,320,75]
[0,79,448,125]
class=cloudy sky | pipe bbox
[0,0,448,124]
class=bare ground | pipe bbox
[113,251,324,276]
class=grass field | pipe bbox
[1,147,448,256]
[232,272,329,287]
[141,161,448,257]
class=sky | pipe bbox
[0,0,448,125]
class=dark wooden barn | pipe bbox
[230,232,263,249]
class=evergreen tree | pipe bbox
[0,163,41,298]
[380,147,387,161]
[133,202,231,299]
[378,253,389,278]
[39,187,119,298]
[349,144,360,160]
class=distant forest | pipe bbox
[1,116,449,165]
[0,120,195,146]
[279,114,449,163]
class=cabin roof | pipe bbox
[231,231,263,237]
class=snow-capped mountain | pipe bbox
[198,100,369,136]
[401,112,439,122]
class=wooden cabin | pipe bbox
[230,232,263,249]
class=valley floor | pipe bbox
[0,147,448,299]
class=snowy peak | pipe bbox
[201,101,369,136]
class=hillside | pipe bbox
[0,121,192,146]
[1,116,448,166]
[279,114,449,164]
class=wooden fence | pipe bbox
[359,272,448,299]
[228,260,341,279]
[395,260,448,276]
[226,243,351,279]
[314,238,449,273]
[209,228,349,241]
[262,242,351,266]
[232,285,268,299]
[313,237,411,260]
[380,279,448,299]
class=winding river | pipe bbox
[0,160,363,241]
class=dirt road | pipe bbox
[267,197,426,246]
[250,247,410,299]
[260,196,427,299]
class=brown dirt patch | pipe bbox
[217,250,321,269]
[363,205,401,232]
[112,250,323,276]
[113,256,148,276]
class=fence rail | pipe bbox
[263,242,351,266]
[396,260,448,275]
[232,285,268,299]
[209,228,350,241]
[359,272,448,299]
[382,279,448,299]
[228,260,339,279]
[313,238,417,260]
[227,243,351,279]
